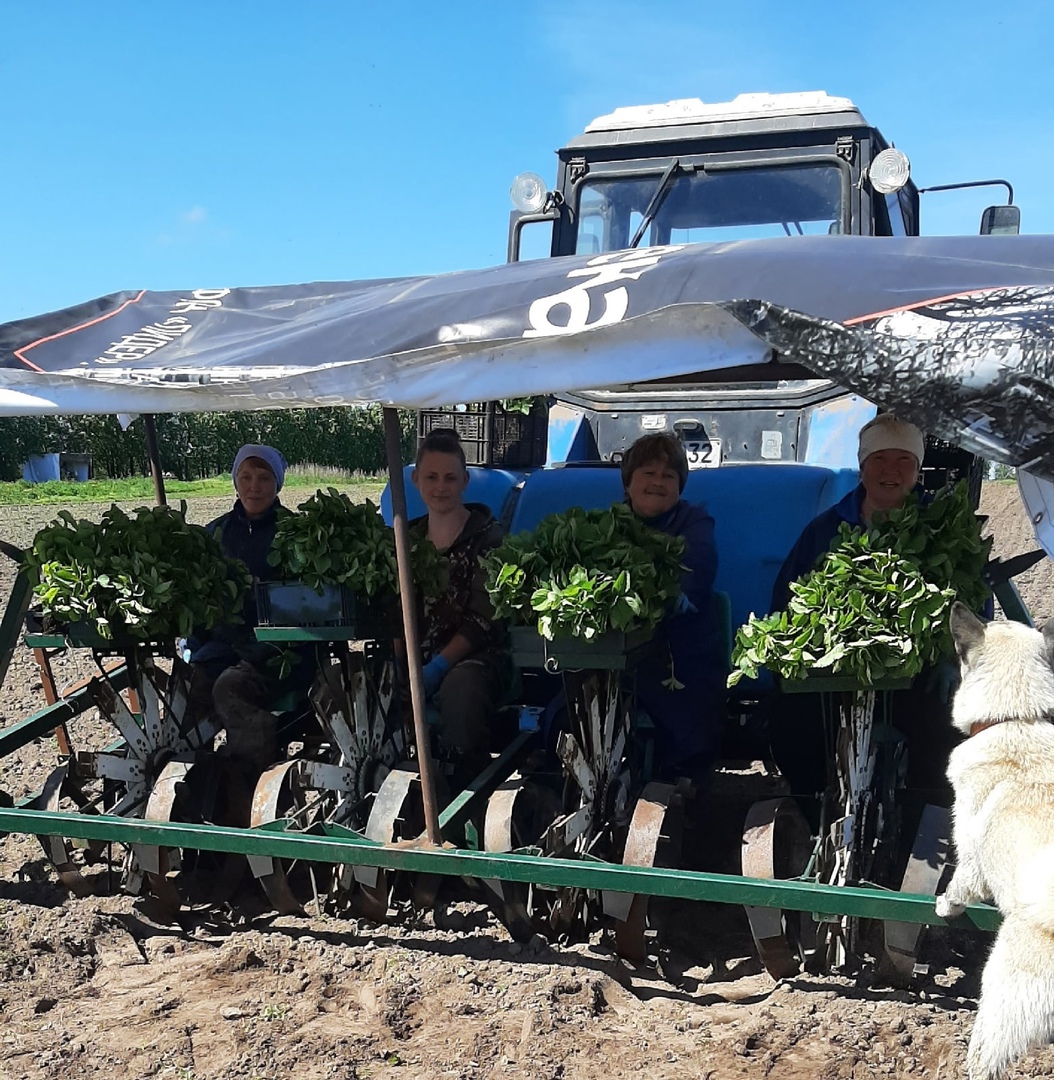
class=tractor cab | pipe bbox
[502,92,1014,483]
[509,91,918,263]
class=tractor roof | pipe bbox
[567,91,871,151]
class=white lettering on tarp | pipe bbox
[523,246,685,339]
[93,317,193,365]
[91,289,231,366]
[169,288,231,313]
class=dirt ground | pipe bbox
[1,483,1053,1080]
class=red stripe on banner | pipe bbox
[843,286,1007,326]
[13,291,149,372]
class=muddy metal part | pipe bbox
[740,681,953,978]
[248,647,407,915]
[28,651,223,901]
[478,659,691,955]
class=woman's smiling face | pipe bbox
[412,450,469,514]
[626,457,680,519]
[234,457,279,519]
[860,448,919,512]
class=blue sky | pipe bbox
[2,0,1052,325]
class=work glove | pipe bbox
[671,592,697,617]
[422,654,451,698]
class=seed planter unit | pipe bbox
[481,621,690,958]
[18,605,223,904]
[741,675,948,981]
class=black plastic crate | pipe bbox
[256,581,357,627]
[921,435,983,508]
[417,401,548,468]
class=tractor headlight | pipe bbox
[510,172,549,214]
[868,148,911,194]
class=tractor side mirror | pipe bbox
[979,204,1021,235]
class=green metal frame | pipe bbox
[0,666,129,759]
[0,805,999,930]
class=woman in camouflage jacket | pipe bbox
[409,428,509,788]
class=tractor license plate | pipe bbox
[685,438,721,469]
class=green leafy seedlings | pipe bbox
[498,396,542,415]
[483,502,685,640]
[268,488,446,601]
[728,481,993,688]
[26,503,251,643]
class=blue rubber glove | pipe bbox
[671,592,697,617]
[422,654,451,697]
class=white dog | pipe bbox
[936,601,1054,1080]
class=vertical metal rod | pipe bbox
[382,407,442,845]
[142,415,167,507]
[483,400,495,467]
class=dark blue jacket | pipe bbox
[634,499,728,775]
[188,498,284,670]
[208,498,283,625]
[769,484,990,620]
[770,486,865,613]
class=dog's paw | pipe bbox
[935,894,966,919]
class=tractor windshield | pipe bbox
[576,162,845,254]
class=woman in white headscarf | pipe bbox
[767,414,956,832]
[186,443,303,772]
[770,413,926,611]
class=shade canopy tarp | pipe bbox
[4,235,1054,478]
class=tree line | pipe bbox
[0,407,417,481]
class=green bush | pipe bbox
[0,407,416,481]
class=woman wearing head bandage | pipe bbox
[768,415,969,831]
[186,443,310,772]
[620,434,728,784]
[770,414,926,612]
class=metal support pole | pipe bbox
[382,407,442,845]
[0,558,32,701]
[142,415,167,507]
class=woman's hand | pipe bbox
[422,654,451,697]
[671,592,697,617]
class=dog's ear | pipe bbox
[1043,618,1054,663]
[949,601,986,663]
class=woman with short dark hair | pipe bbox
[621,433,727,783]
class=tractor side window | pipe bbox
[885,192,908,236]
